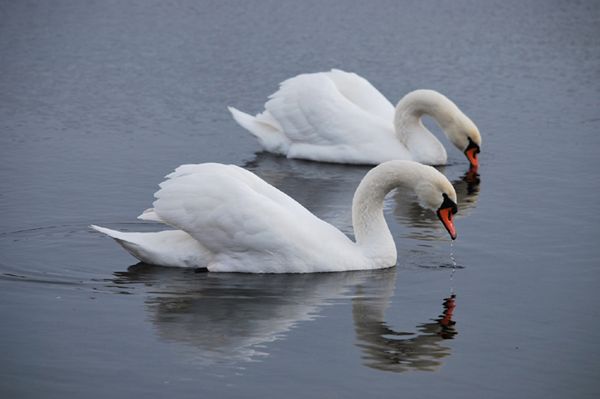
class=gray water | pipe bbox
[1,0,599,398]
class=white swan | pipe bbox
[229,69,481,167]
[91,160,458,273]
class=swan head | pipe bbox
[354,161,459,245]
[436,193,458,240]
[445,115,481,169]
[413,169,458,239]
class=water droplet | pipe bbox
[449,241,457,295]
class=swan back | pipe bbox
[264,72,408,164]
[146,164,362,272]
[325,69,395,120]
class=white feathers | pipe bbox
[229,71,405,164]
[229,69,480,166]
[90,225,210,268]
[325,69,395,120]
[93,161,457,273]
[228,106,289,154]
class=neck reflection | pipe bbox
[353,292,457,372]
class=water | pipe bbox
[1,0,599,398]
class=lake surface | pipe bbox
[1,0,599,398]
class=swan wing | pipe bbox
[325,69,395,121]
[265,72,393,148]
[148,164,352,272]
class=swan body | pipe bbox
[229,69,481,166]
[92,161,458,273]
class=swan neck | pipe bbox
[352,163,420,266]
[393,90,458,140]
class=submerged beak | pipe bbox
[464,139,480,169]
[437,194,458,240]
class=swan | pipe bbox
[91,160,458,273]
[228,69,481,167]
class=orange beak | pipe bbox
[437,207,457,240]
[465,147,479,169]
[437,194,458,240]
[464,138,480,169]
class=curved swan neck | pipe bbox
[393,90,479,164]
[394,90,460,135]
[352,162,425,265]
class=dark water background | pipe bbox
[1,0,599,398]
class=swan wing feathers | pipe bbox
[148,164,349,263]
[325,69,395,120]
[265,72,391,147]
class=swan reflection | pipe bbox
[113,264,365,365]
[113,264,457,372]
[354,291,457,372]
[351,268,457,372]
[244,153,481,238]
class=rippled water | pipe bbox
[1,0,599,398]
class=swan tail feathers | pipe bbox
[90,225,209,268]
[90,225,150,262]
[228,106,289,154]
[138,208,163,222]
[90,225,128,241]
